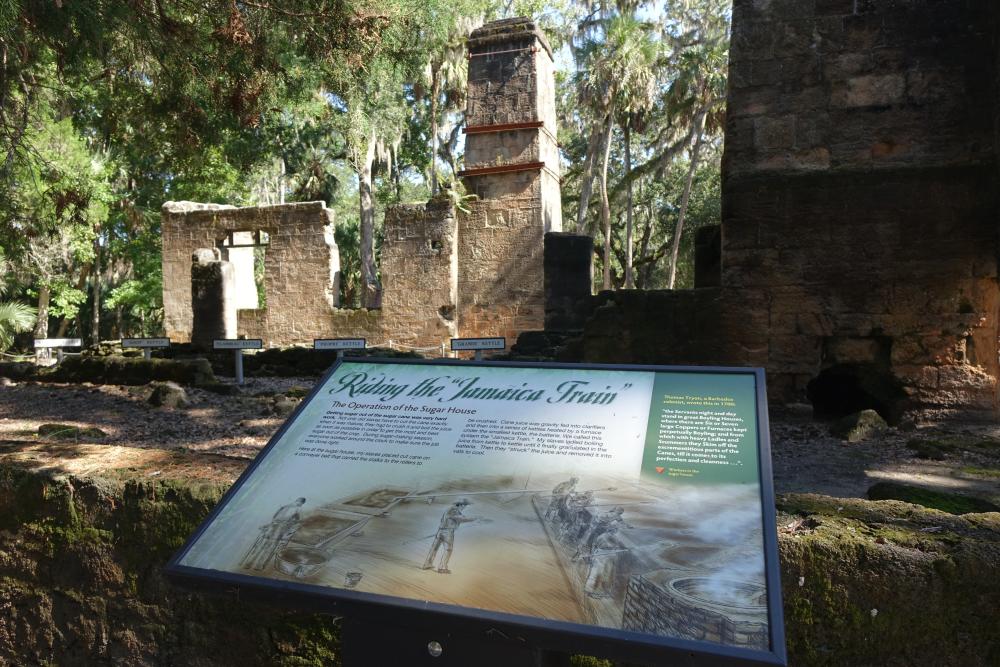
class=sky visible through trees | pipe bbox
[0,0,730,349]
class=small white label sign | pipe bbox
[450,337,506,351]
[121,337,171,348]
[314,338,366,351]
[34,338,83,349]
[213,339,263,350]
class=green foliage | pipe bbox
[0,301,36,351]
[0,0,730,337]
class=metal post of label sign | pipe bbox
[57,348,64,363]
[213,339,262,385]
[474,350,483,361]
[143,349,152,360]
[340,618,575,667]
[234,349,244,385]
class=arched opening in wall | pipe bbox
[806,364,907,425]
[217,230,270,310]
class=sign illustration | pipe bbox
[167,360,784,665]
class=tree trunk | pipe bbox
[33,285,50,340]
[430,65,441,195]
[359,129,382,308]
[624,116,634,289]
[575,123,602,232]
[638,201,655,287]
[598,114,614,290]
[666,113,706,290]
[33,285,50,361]
[90,236,101,344]
[279,156,286,204]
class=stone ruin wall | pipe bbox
[161,19,557,352]
[161,201,341,346]
[723,0,1000,418]
[577,0,1000,420]
[377,197,458,349]
[458,18,561,343]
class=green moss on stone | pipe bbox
[867,482,1000,514]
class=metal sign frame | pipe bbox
[313,338,367,351]
[450,337,506,351]
[165,358,786,667]
[33,338,83,348]
[121,338,171,348]
[212,338,264,350]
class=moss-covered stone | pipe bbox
[778,493,1000,666]
[2,454,999,666]
[829,409,887,442]
[866,481,1000,514]
[39,355,215,386]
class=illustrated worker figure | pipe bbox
[574,506,629,561]
[559,490,595,543]
[545,476,579,521]
[422,498,476,574]
[584,525,625,599]
[241,497,306,571]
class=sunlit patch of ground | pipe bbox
[1,379,999,506]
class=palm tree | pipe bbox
[580,14,659,289]
[664,29,728,290]
[0,301,36,353]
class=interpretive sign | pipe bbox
[213,338,263,350]
[314,338,366,351]
[33,338,82,348]
[121,337,171,348]
[450,337,505,351]
[166,359,785,666]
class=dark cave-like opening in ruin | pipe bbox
[806,363,908,425]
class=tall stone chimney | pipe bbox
[457,17,563,341]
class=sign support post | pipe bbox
[234,349,244,385]
[341,617,573,667]
[213,339,263,385]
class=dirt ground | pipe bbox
[1,378,999,505]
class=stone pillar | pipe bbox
[190,248,236,350]
[544,232,593,331]
[457,18,563,341]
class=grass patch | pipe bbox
[907,438,957,460]
[867,482,1000,515]
[959,466,1000,479]
[907,436,1000,460]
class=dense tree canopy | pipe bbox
[0,0,729,349]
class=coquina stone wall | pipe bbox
[577,0,1000,421]
[161,18,559,352]
[162,201,341,346]
[458,18,562,342]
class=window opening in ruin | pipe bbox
[218,231,270,310]
[806,363,907,425]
